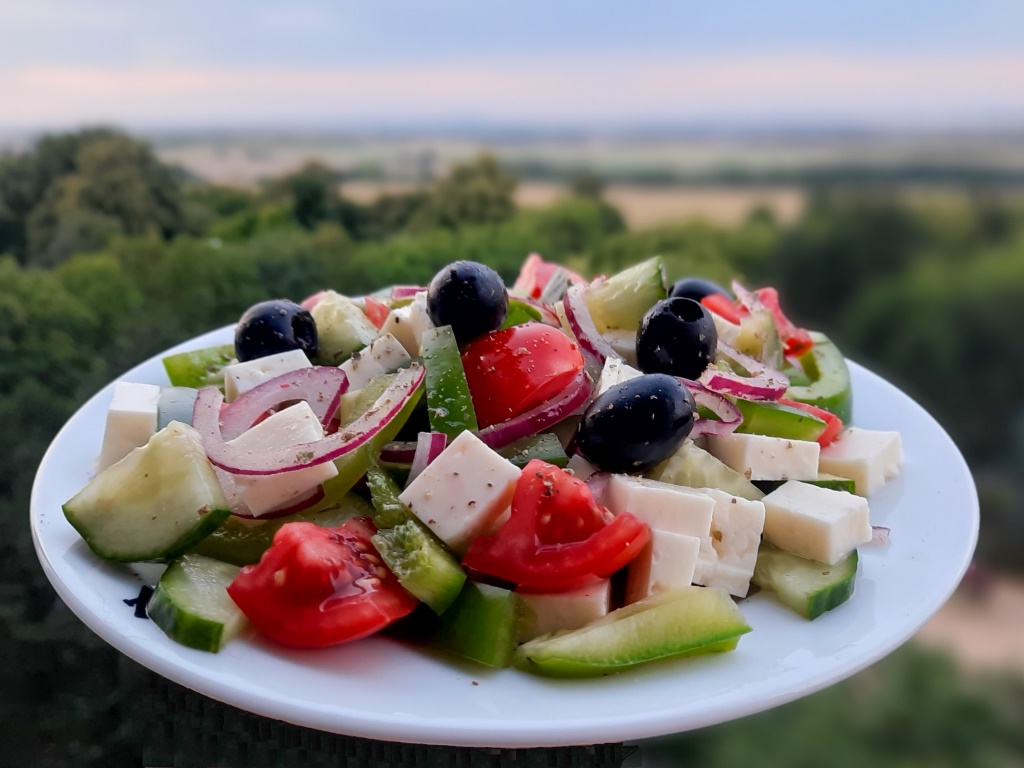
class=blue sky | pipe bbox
[3,1,1023,129]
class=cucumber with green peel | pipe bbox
[421,325,479,439]
[157,387,198,430]
[787,332,853,424]
[365,462,466,614]
[497,433,568,469]
[584,256,667,331]
[733,399,827,442]
[649,439,764,501]
[513,586,751,678]
[754,473,856,495]
[189,493,373,566]
[431,581,523,667]
[147,554,247,652]
[311,291,379,365]
[753,543,858,619]
[63,422,230,562]
[162,344,234,390]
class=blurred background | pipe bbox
[3,1,1024,765]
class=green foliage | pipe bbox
[409,154,517,231]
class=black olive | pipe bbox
[235,299,318,363]
[426,261,508,345]
[576,374,695,473]
[668,277,730,303]
[636,298,717,380]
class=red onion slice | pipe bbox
[563,284,621,371]
[585,471,611,506]
[477,369,593,450]
[699,342,789,401]
[194,364,425,476]
[380,441,417,464]
[731,280,766,314]
[391,285,425,300]
[869,525,891,546]
[680,379,743,438]
[407,432,448,486]
[516,296,562,327]
[219,366,349,441]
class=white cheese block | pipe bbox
[605,474,714,538]
[819,427,903,496]
[761,480,872,565]
[226,401,338,517]
[381,291,435,357]
[223,349,312,402]
[517,580,611,643]
[596,356,642,396]
[338,333,411,392]
[625,529,702,604]
[399,430,520,554]
[565,454,599,482]
[97,382,162,471]
[600,330,639,366]
[705,432,820,482]
[692,487,766,597]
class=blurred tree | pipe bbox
[410,154,517,231]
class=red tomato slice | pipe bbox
[462,460,650,592]
[461,324,585,429]
[754,288,814,356]
[778,397,844,446]
[512,253,586,300]
[363,296,391,329]
[701,293,746,325]
[226,519,417,648]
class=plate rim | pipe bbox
[30,326,980,748]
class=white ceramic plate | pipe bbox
[31,326,978,748]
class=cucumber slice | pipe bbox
[432,581,523,667]
[752,543,858,620]
[157,387,198,430]
[754,472,856,495]
[499,433,568,469]
[787,332,853,424]
[649,440,764,501]
[147,554,247,652]
[64,422,230,562]
[162,344,234,390]
[584,256,667,331]
[190,493,373,566]
[311,290,379,365]
[733,399,827,441]
[421,325,479,438]
[514,586,750,678]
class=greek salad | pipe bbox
[62,254,903,677]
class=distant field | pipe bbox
[343,179,804,227]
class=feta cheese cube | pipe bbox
[692,488,766,597]
[761,480,872,565]
[399,430,520,554]
[97,382,161,470]
[705,432,820,481]
[819,427,903,496]
[605,474,714,537]
[517,580,611,642]
[338,333,411,392]
[600,330,638,367]
[226,401,338,517]
[596,356,642,396]
[565,454,598,482]
[625,529,701,604]
[223,349,311,402]
[381,291,435,357]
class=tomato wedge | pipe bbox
[512,253,586,299]
[461,324,585,429]
[226,519,417,648]
[462,460,650,592]
[363,296,391,329]
[778,397,844,446]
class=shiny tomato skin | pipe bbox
[363,296,391,329]
[226,519,417,648]
[512,253,586,299]
[461,324,585,428]
[462,460,650,591]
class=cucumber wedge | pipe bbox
[310,290,379,365]
[147,554,247,652]
[787,332,853,424]
[754,472,856,495]
[733,399,827,442]
[64,422,230,562]
[584,256,667,331]
[753,543,858,620]
[162,344,235,390]
[514,586,750,678]
[649,439,764,501]
[432,581,523,668]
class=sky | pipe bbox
[2,0,1024,131]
